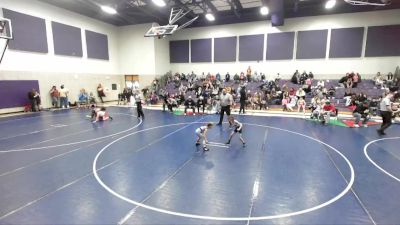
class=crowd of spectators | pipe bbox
[145,68,399,125]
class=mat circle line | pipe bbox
[0,113,142,153]
[363,137,400,183]
[93,122,355,221]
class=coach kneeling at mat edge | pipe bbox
[218,89,234,125]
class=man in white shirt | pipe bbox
[59,85,69,109]
[377,91,397,135]
[217,89,234,125]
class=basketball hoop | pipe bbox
[144,8,198,37]
[344,0,391,6]
[0,17,12,64]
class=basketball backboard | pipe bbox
[0,18,12,40]
[144,24,178,37]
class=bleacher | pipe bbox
[161,78,385,113]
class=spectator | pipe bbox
[233,73,240,83]
[352,73,361,88]
[78,89,88,107]
[297,97,306,113]
[322,100,336,124]
[261,73,266,82]
[239,87,247,114]
[338,74,348,88]
[97,84,106,103]
[345,77,353,89]
[296,88,306,99]
[89,92,96,104]
[28,89,38,112]
[289,88,296,97]
[167,95,178,112]
[59,85,69,109]
[239,72,245,81]
[317,80,325,89]
[291,70,299,84]
[374,72,385,89]
[184,96,196,115]
[286,96,297,111]
[49,86,59,108]
[246,66,252,82]
[216,72,221,81]
[225,72,230,82]
[353,101,370,127]
[386,72,394,85]
[197,95,206,114]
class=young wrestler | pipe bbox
[92,106,113,123]
[195,123,213,151]
[226,116,246,147]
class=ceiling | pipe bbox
[40,0,400,27]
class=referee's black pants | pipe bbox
[218,105,231,124]
[379,110,392,132]
[136,102,144,119]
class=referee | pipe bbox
[217,89,234,125]
[377,91,395,135]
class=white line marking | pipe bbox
[93,122,355,221]
[0,116,207,221]
[246,128,268,225]
[0,113,142,153]
[0,121,87,141]
[364,137,400,183]
[118,157,196,225]
[50,124,67,127]
[0,159,119,220]
[311,130,377,225]
[207,143,229,148]
[208,141,228,146]
[0,140,106,178]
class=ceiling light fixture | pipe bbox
[260,6,269,15]
[100,5,117,14]
[325,0,337,9]
[152,0,166,7]
[205,13,215,21]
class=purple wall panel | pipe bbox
[329,27,364,58]
[2,8,48,53]
[365,25,400,57]
[214,36,236,62]
[52,21,82,57]
[170,40,189,63]
[239,34,264,61]
[0,80,40,109]
[296,30,328,59]
[85,30,109,60]
[191,38,212,62]
[266,32,294,60]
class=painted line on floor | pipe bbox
[93,122,355,221]
[0,116,208,221]
[364,137,400,183]
[0,113,142,153]
[0,140,106,178]
[310,129,378,225]
[246,128,268,225]
[0,120,88,141]
[118,157,196,225]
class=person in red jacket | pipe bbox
[322,100,336,124]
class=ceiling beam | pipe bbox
[231,0,243,11]
[122,0,169,24]
[171,0,197,18]
[203,0,218,13]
